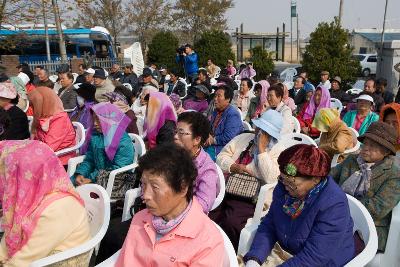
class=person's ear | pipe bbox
[193,136,201,147]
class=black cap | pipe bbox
[142,67,152,77]
[93,69,106,79]
[16,62,29,69]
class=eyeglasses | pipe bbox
[174,128,192,137]
[278,173,298,191]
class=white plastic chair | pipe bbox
[95,249,121,267]
[28,116,33,133]
[122,83,133,91]
[64,107,77,113]
[136,116,145,137]
[346,88,363,95]
[72,73,78,84]
[30,184,110,267]
[291,116,300,133]
[214,222,240,267]
[366,202,400,267]
[279,133,318,149]
[242,121,253,131]
[237,183,277,256]
[211,165,225,211]
[279,67,297,83]
[331,127,360,168]
[330,98,343,113]
[121,187,142,222]
[128,133,146,162]
[23,99,29,113]
[344,194,378,267]
[55,122,86,157]
[49,74,58,83]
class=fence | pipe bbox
[27,58,124,75]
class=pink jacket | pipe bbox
[33,112,76,165]
[116,198,224,267]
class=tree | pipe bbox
[147,31,179,69]
[75,0,124,55]
[125,0,172,54]
[194,30,235,68]
[301,17,361,84]
[173,0,233,43]
[249,46,274,81]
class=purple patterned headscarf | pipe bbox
[303,86,331,120]
[82,102,131,161]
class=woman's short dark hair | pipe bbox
[65,72,74,81]
[268,84,284,98]
[115,85,133,106]
[216,84,234,102]
[383,107,396,119]
[241,78,253,89]
[198,69,208,76]
[178,112,211,145]
[254,83,262,92]
[138,143,197,202]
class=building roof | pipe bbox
[353,29,400,43]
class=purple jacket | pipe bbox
[183,99,208,113]
[245,177,355,267]
[194,148,219,213]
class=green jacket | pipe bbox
[342,110,379,135]
[330,154,400,251]
[245,96,259,123]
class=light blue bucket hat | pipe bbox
[251,109,283,140]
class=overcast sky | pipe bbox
[227,0,400,38]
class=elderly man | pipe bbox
[318,70,331,90]
[330,76,351,105]
[362,78,384,112]
[93,69,115,103]
[109,64,123,81]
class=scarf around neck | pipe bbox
[152,200,192,235]
[341,156,374,198]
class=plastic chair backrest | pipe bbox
[23,99,29,113]
[242,121,253,131]
[128,133,146,162]
[279,67,297,83]
[346,88,363,95]
[330,98,343,113]
[30,184,110,267]
[252,183,277,225]
[122,83,133,91]
[213,222,239,267]
[28,116,33,133]
[121,187,141,222]
[292,116,300,133]
[136,116,145,137]
[279,133,318,149]
[95,249,121,266]
[211,165,225,211]
[344,194,378,267]
[55,122,85,156]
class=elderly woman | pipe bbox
[0,82,29,140]
[72,102,134,199]
[174,111,219,213]
[312,108,354,158]
[281,82,296,112]
[297,85,331,138]
[245,80,270,122]
[343,94,379,135]
[58,72,78,111]
[9,76,29,112]
[183,84,209,113]
[70,83,96,129]
[132,85,158,117]
[265,84,294,135]
[380,102,400,151]
[115,144,224,266]
[145,91,177,149]
[233,78,255,119]
[29,86,76,165]
[211,110,286,250]
[0,140,90,266]
[244,144,355,267]
[330,121,400,252]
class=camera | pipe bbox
[176,45,186,55]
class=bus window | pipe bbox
[94,41,109,58]
[78,45,94,57]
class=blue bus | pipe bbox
[0,26,117,61]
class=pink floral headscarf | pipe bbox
[144,92,177,149]
[257,80,270,109]
[0,140,83,257]
[303,86,331,120]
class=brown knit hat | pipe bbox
[358,121,398,155]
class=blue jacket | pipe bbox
[210,104,243,155]
[176,52,199,75]
[72,132,134,183]
[245,177,355,267]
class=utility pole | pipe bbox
[378,0,389,76]
[297,13,300,63]
[42,0,51,61]
[338,0,344,26]
[51,0,67,63]
[290,0,297,63]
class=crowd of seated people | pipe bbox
[0,60,400,267]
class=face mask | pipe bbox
[77,96,85,107]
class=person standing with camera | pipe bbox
[176,44,199,84]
